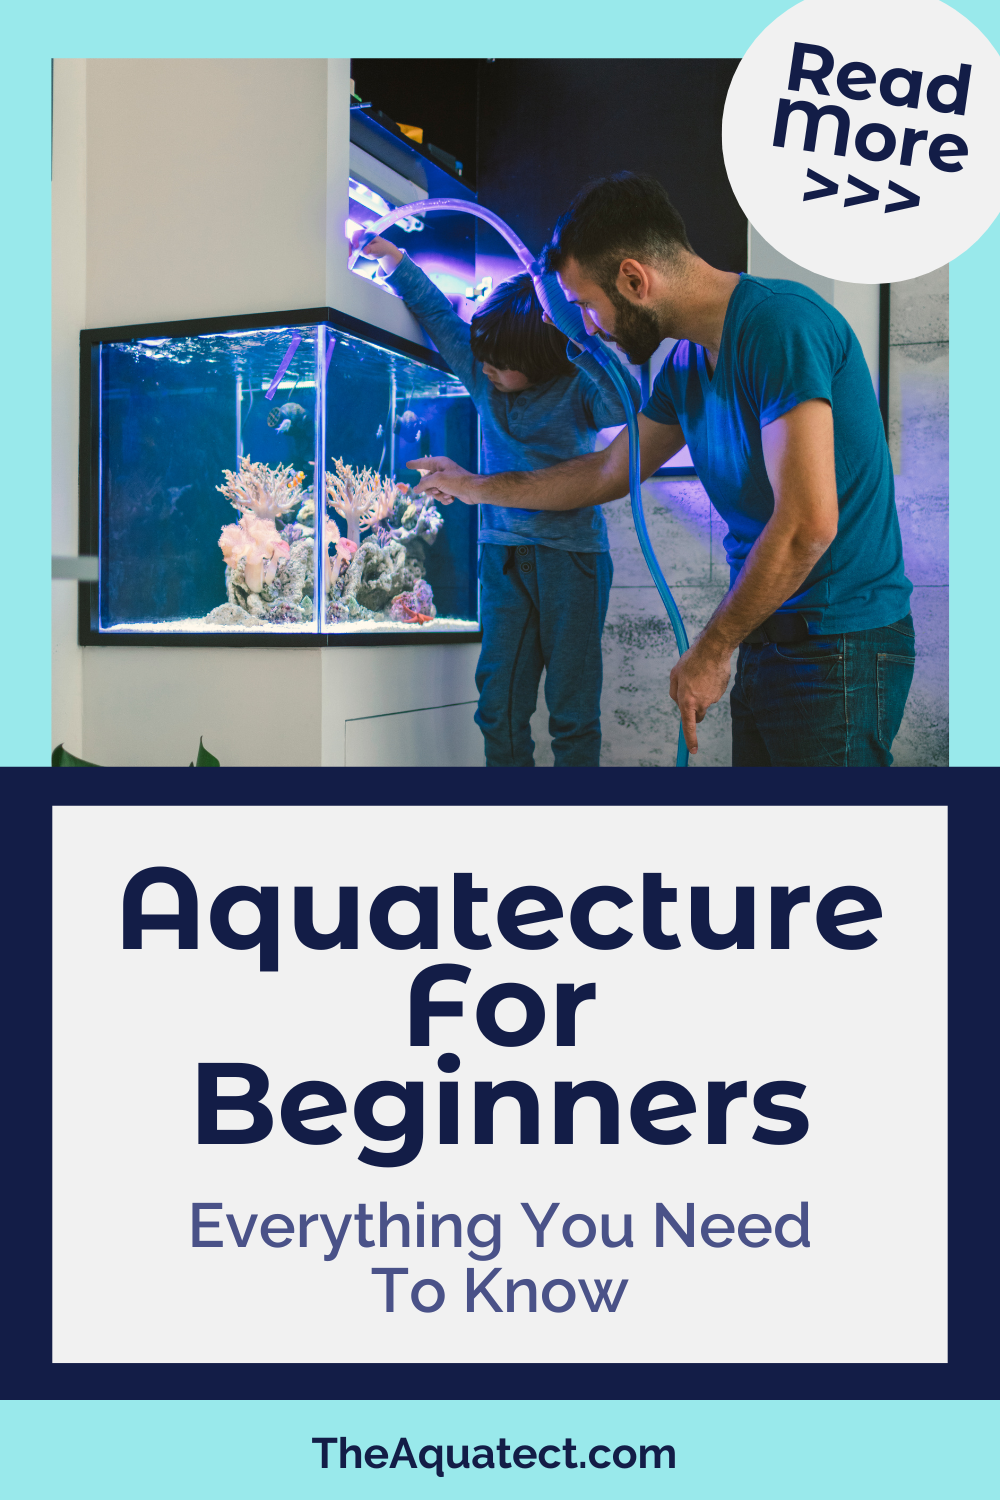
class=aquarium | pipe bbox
[79,307,481,644]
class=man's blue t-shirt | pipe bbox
[642,275,912,634]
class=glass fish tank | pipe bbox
[79,307,480,643]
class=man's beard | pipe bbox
[604,288,663,365]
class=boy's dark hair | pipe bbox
[545,172,694,294]
[470,272,574,385]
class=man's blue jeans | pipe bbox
[730,614,916,766]
[475,542,613,767]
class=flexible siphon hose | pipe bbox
[352,199,690,765]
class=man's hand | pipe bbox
[669,637,734,756]
[666,398,838,753]
[406,417,685,514]
[407,457,477,505]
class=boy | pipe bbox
[353,231,639,767]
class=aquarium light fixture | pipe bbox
[349,176,390,216]
[260,379,315,391]
[348,178,423,234]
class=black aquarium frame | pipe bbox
[78,303,482,648]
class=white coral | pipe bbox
[325,458,403,546]
[217,456,304,522]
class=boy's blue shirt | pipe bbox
[642,274,912,634]
[386,253,639,552]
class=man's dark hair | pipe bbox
[470,272,574,385]
[545,172,694,292]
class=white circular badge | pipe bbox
[722,0,1000,281]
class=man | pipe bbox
[410,173,915,767]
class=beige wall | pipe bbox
[52,59,87,756]
[80,642,482,767]
[86,60,329,327]
[52,58,481,767]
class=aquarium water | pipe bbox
[93,317,480,638]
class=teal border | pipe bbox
[1,1400,995,1496]
[3,1,996,761]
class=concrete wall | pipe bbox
[51,58,481,767]
[532,234,949,767]
[886,267,949,767]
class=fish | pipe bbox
[267,401,309,434]
[160,483,193,517]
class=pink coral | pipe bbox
[326,531,358,593]
[216,456,301,593]
[219,513,290,593]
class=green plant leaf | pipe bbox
[193,736,221,767]
[52,744,101,767]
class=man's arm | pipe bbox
[408,415,687,509]
[669,398,839,755]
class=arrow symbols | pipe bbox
[844,175,879,208]
[803,169,838,201]
[885,180,921,212]
[803,172,923,212]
